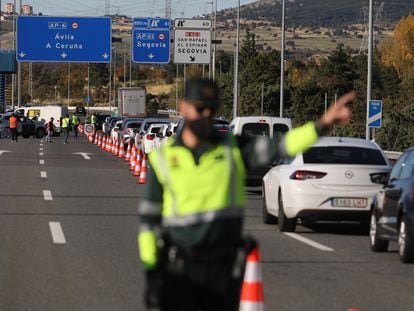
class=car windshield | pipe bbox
[126,122,141,129]
[143,121,170,131]
[303,146,387,165]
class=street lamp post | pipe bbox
[233,0,240,119]
[280,0,286,118]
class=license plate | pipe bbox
[332,198,367,208]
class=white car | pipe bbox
[142,123,173,154]
[262,137,392,232]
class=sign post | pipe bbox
[132,17,171,64]
[16,16,112,63]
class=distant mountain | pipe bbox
[217,0,414,28]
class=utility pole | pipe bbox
[233,0,240,119]
[280,0,286,118]
[17,0,22,107]
[366,0,373,140]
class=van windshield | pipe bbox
[241,123,270,137]
[273,124,289,140]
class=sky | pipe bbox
[20,0,257,19]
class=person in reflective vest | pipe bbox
[61,114,70,144]
[9,114,19,142]
[72,114,80,139]
[137,78,355,310]
[91,114,98,132]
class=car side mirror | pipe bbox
[140,131,145,136]
[370,172,389,185]
[166,131,172,137]
[156,132,163,138]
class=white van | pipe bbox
[229,116,292,138]
[14,106,69,133]
[229,116,292,186]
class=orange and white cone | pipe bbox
[101,135,107,150]
[106,137,112,152]
[130,145,137,164]
[239,246,264,311]
[118,139,125,158]
[125,142,132,162]
[114,140,119,156]
[133,150,142,176]
[138,153,148,184]
[129,152,137,171]
[88,134,93,143]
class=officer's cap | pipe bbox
[184,78,220,112]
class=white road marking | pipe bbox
[43,190,53,201]
[40,148,44,151]
[73,152,92,160]
[49,222,66,244]
[40,171,47,178]
[39,152,44,156]
[39,159,45,165]
[284,232,334,252]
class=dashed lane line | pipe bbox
[49,222,66,244]
[40,171,47,178]
[39,159,45,165]
[43,190,53,201]
[39,152,44,156]
[283,232,334,252]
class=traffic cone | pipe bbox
[129,152,137,171]
[106,137,112,152]
[239,246,264,311]
[88,134,93,143]
[118,139,125,158]
[134,149,142,176]
[138,153,148,184]
[130,144,137,164]
[125,141,132,162]
[101,135,106,150]
[114,140,119,156]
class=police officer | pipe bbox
[137,78,354,310]
[61,114,70,144]
[91,113,98,132]
[72,114,80,139]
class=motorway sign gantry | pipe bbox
[132,17,171,64]
[16,16,112,63]
[368,99,382,128]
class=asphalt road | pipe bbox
[0,135,413,311]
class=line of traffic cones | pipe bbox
[87,132,148,184]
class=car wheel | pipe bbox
[36,128,46,138]
[398,216,414,263]
[262,184,277,224]
[278,190,296,232]
[1,128,11,139]
[369,211,388,252]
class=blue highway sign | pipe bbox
[368,100,382,128]
[16,16,112,63]
[132,29,170,64]
[133,17,171,30]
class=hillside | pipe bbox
[217,0,414,28]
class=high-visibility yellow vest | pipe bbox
[138,137,246,268]
[62,117,70,128]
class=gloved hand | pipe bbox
[144,268,163,308]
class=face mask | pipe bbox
[186,117,213,140]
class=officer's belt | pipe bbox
[167,245,238,264]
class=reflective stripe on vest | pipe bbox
[149,137,246,226]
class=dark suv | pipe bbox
[370,147,414,263]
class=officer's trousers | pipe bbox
[160,261,241,311]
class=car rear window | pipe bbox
[303,146,387,165]
[273,124,289,140]
[241,123,270,137]
[126,122,141,129]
